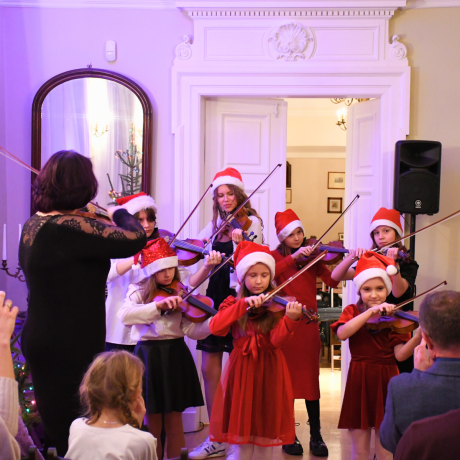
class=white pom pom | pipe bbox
[386,265,398,276]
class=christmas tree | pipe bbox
[114,123,143,197]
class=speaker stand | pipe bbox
[409,214,416,259]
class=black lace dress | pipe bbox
[19,209,146,455]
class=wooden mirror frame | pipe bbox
[31,68,153,207]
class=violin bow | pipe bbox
[374,209,460,255]
[204,163,282,247]
[247,250,328,312]
[391,281,447,313]
[1,145,109,214]
[168,184,213,247]
[309,194,360,253]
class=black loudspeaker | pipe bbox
[393,140,442,215]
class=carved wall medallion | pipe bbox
[389,35,407,60]
[175,35,193,60]
[268,23,313,61]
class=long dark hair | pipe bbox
[32,150,98,212]
[276,229,307,257]
[212,184,263,237]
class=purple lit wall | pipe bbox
[0,7,193,309]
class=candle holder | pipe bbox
[2,260,26,282]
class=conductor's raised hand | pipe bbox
[414,338,434,371]
[285,301,303,321]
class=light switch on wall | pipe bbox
[106,40,117,62]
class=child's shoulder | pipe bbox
[218,295,237,311]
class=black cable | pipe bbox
[184,421,206,434]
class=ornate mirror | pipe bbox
[32,68,152,209]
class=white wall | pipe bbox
[391,8,460,304]
[0,7,192,308]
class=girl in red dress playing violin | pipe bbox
[331,207,419,374]
[330,252,421,460]
[270,209,339,457]
[118,238,222,459]
[209,241,304,460]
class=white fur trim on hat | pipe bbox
[370,219,402,236]
[354,267,392,294]
[137,255,178,281]
[236,252,276,283]
[277,220,304,243]
[123,195,158,216]
[212,176,245,192]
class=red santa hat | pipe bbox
[132,238,178,277]
[354,251,398,294]
[233,241,276,283]
[116,192,157,216]
[275,209,304,243]
[370,207,403,236]
[212,167,245,192]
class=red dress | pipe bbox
[271,250,339,400]
[209,296,299,447]
[330,305,410,429]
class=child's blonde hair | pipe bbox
[79,350,144,428]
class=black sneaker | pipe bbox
[309,419,328,457]
[282,436,303,456]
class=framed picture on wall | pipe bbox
[328,172,345,189]
[338,232,344,241]
[328,197,343,214]
[286,189,292,203]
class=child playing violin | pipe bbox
[331,207,419,373]
[208,241,304,460]
[117,238,222,459]
[330,252,422,460]
[270,209,339,457]
[106,192,160,353]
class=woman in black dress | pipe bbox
[19,151,146,455]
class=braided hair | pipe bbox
[79,350,144,429]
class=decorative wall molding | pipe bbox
[0,0,176,8]
[268,23,313,61]
[185,9,399,18]
[389,35,407,60]
[176,35,193,60]
[404,0,460,8]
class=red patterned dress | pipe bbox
[209,296,299,446]
[270,251,339,400]
[330,305,410,429]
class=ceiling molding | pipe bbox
[0,0,176,8]
[176,1,406,7]
[404,0,460,8]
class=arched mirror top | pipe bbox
[32,68,152,210]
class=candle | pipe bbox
[2,224,6,261]
[19,224,22,244]
[336,109,341,122]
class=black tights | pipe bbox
[305,399,320,421]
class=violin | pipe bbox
[295,238,349,266]
[365,281,447,334]
[76,204,113,225]
[158,229,234,268]
[151,279,216,323]
[247,293,319,323]
[380,247,411,262]
[221,208,257,242]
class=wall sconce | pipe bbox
[91,123,109,138]
[336,108,347,131]
[331,98,370,106]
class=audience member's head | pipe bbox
[79,350,144,429]
[419,290,460,354]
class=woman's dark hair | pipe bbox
[32,150,98,212]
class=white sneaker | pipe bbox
[189,437,227,459]
[226,445,235,460]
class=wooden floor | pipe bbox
[185,368,379,460]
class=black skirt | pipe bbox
[135,338,204,414]
[196,240,235,354]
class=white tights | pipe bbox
[233,444,273,460]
